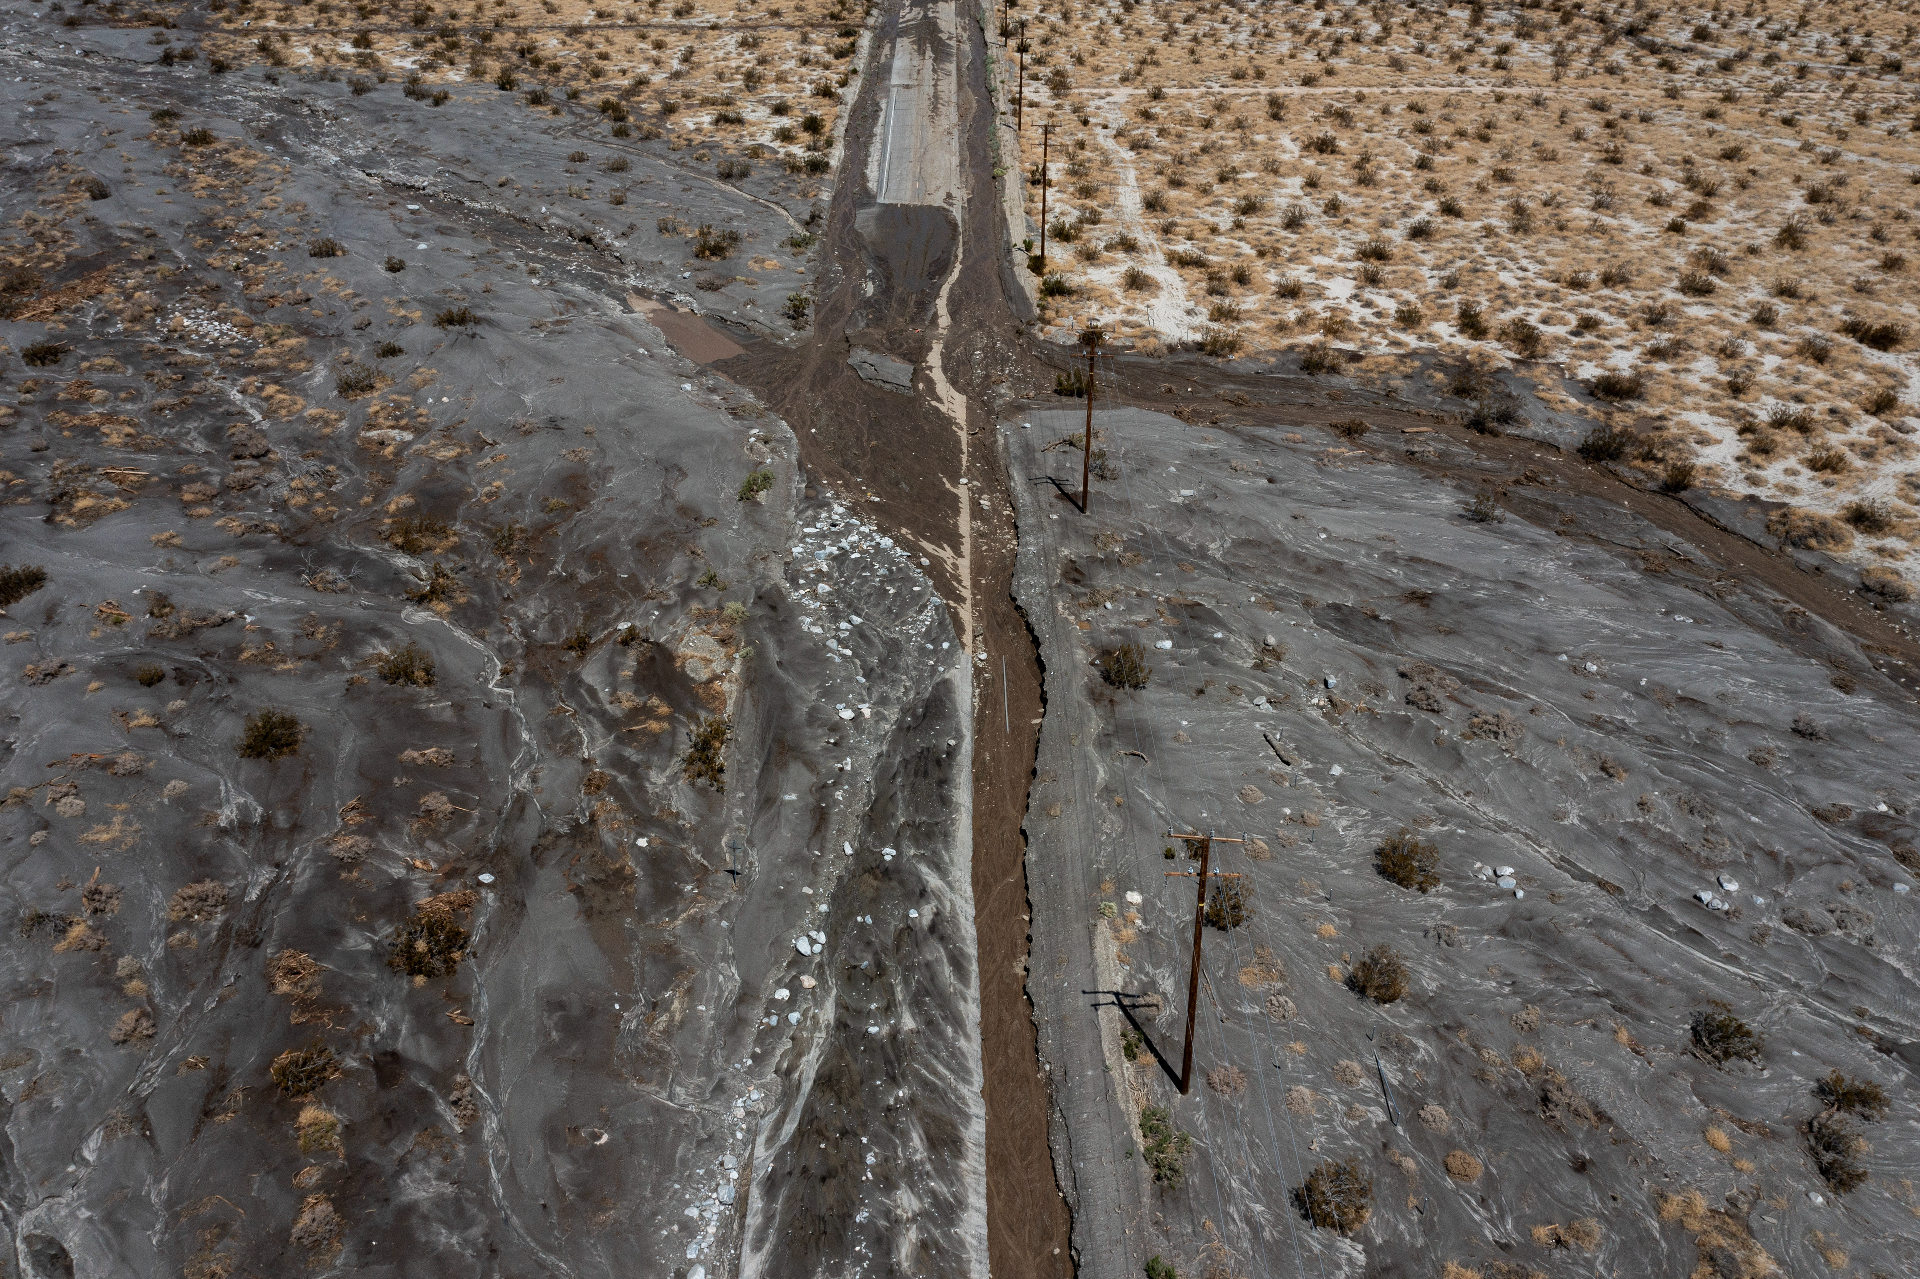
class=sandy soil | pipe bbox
[996,0,1920,598]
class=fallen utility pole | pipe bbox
[1078,325,1102,513]
[1165,828,1246,1095]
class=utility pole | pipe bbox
[1016,26,1030,133]
[1079,325,1102,513]
[1165,829,1246,1095]
[1036,119,1051,267]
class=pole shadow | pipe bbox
[1085,989,1180,1089]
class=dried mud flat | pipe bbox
[0,13,989,1279]
[1012,403,1920,1279]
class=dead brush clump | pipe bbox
[1099,642,1152,689]
[268,949,324,1003]
[1348,944,1409,1004]
[271,1041,341,1098]
[1296,1157,1372,1233]
[1691,1003,1763,1067]
[375,641,436,687]
[1375,829,1440,892]
[388,891,476,981]
[1206,1063,1249,1097]
[1531,1218,1603,1251]
[1656,1188,1776,1278]
[683,714,732,790]
[167,880,229,923]
[295,1104,343,1156]
[385,516,456,556]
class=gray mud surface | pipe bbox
[1011,405,1920,1279]
[0,23,986,1279]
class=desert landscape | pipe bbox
[1014,0,1920,596]
[1,0,1917,1277]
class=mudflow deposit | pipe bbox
[1,0,1919,1278]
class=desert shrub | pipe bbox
[1297,1157,1373,1233]
[1199,327,1243,358]
[1295,342,1344,374]
[1039,273,1074,298]
[1690,1004,1762,1066]
[296,1104,343,1155]
[1123,265,1155,291]
[270,1042,341,1097]
[1375,830,1440,892]
[784,293,811,329]
[1661,461,1697,493]
[1501,317,1543,357]
[382,254,407,272]
[136,663,166,687]
[1394,302,1423,328]
[1332,419,1368,440]
[1842,500,1892,534]
[1100,643,1150,689]
[1677,270,1716,297]
[408,563,461,606]
[693,224,741,259]
[237,709,304,760]
[1578,426,1632,462]
[1349,945,1409,1004]
[1455,300,1487,338]
[433,306,477,329]
[388,896,472,978]
[307,237,346,258]
[1805,1113,1868,1193]
[1795,333,1832,363]
[1805,448,1848,474]
[684,714,731,789]
[1589,371,1645,401]
[182,127,216,146]
[1814,1070,1889,1120]
[1357,235,1393,262]
[376,642,436,687]
[1840,316,1907,351]
[1861,566,1913,601]
[1144,1258,1177,1279]
[1138,1105,1194,1185]
[1464,492,1504,522]
[0,565,49,607]
[1774,215,1810,250]
[738,469,774,501]
[387,516,452,554]
[21,341,67,368]
[562,625,593,657]
[334,364,376,398]
[1274,275,1305,299]
[1766,404,1813,433]
[1205,880,1250,930]
[1862,386,1900,416]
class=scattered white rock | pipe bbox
[1496,876,1518,890]
[1495,866,1515,877]
[1154,639,1173,650]
[1717,874,1740,892]
[907,908,919,918]
[774,988,790,1001]
[1125,891,1143,905]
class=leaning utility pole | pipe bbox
[1078,325,1102,513]
[1165,829,1246,1095]
[1036,119,1051,266]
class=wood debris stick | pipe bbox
[446,1009,475,1026]
[1262,733,1295,766]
